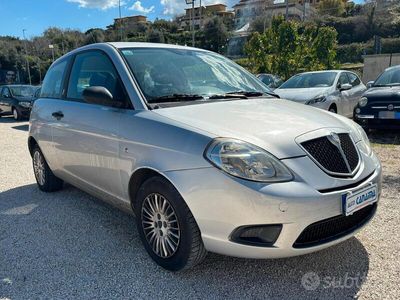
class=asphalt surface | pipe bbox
[0,116,399,299]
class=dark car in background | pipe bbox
[256,73,283,90]
[0,85,38,120]
[354,65,400,130]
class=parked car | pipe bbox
[0,85,37,120]
[29,43,381,271]
[354,65,400,130]
[256,73,283,90]
[274,70,366,117]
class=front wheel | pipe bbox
[32,145,64,192]
[135,176,207,271]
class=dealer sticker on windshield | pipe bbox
[342,184,378,216]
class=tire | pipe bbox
[32,145,64,192]
[134,176,207,271]
[12,107,21,121]
[329,106,337,113]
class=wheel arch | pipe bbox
[128,167,179,211]
[28,136,38,157]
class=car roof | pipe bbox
[298,70,345,75]
[108,42,208,52]
[385,65,400,72]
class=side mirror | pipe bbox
[82,86,118,107]
[366,81,374,89]
[339,83,352,91]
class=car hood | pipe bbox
[153,99,355,159]
[274,87,331,103]
[364,86,400,99]
[14,96,34,102]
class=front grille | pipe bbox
[293,203,376,248]
[301,133,359,176]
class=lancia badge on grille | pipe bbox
[388,104,394,111]
[327,132,352,173]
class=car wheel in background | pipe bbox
[32,145,64,192]
[12,108,21,121]
[135,176,207,271]
[329,106,337,113]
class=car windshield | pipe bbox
[374,68,400,86]
[280,72,337,89]
[120,48,271,103]
[10,86,35,97]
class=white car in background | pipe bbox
[275,70,366,117]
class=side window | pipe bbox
[347,72,361,87]
[67,51,127,106]
[338,73,350,86]
[41,60,68,98]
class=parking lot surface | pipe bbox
[1,117,399,299]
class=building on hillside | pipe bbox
[114,15,148,29]
[177,3,234,30]
[233,0,320,28]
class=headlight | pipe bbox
[204,138,293,182]
[19,101,31,108]
[306,95,326,105]
[355,124,372,156]
[359,97,368,107]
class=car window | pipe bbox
[1,87,11,97]
[338,73,350,86]
[121,48,271,101]
[347,72,361,87]
[67,51,127,106]
[280,72,337,89]
[374,68,400,86]
[41,60,68,98]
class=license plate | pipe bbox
[342,184,378,216]
[379,111,400,119]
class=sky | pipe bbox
[0,0,233,38]
[0,0,364,39]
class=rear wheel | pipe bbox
[32,145,64,192]
[135,176,207,271]
[329,105,337,113]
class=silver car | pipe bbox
[29,43,381,271]
[275,70,366,117]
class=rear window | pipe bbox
[41,59,68,98]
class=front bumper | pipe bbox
[354,115,400,129]
[16,106,32,118]
[164,153,382,259]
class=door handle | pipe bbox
[52,111,64,120]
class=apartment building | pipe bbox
[177,4,234,29]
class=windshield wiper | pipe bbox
[148,94,204,103]
[228,90,280,98]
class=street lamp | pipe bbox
[49,44,55,62]
[185,0,196,47]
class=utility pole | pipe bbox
[186,0,196,47]
[118,0,123,41]
[49,44,55,62]
[199,0,202,29]
[285,0,289,20]
[22,29,32,85]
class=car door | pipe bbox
[51,50,131,200]
[337,72,352,116]
[346,72,365,110]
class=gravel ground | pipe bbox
[0,117,399,299]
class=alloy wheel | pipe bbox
[141,193,180,258]
[13,109,18,120]
[33,151,45,185]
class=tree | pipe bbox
[200,17,229,53]
[244,16,338,79]
[318,0,346,17]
